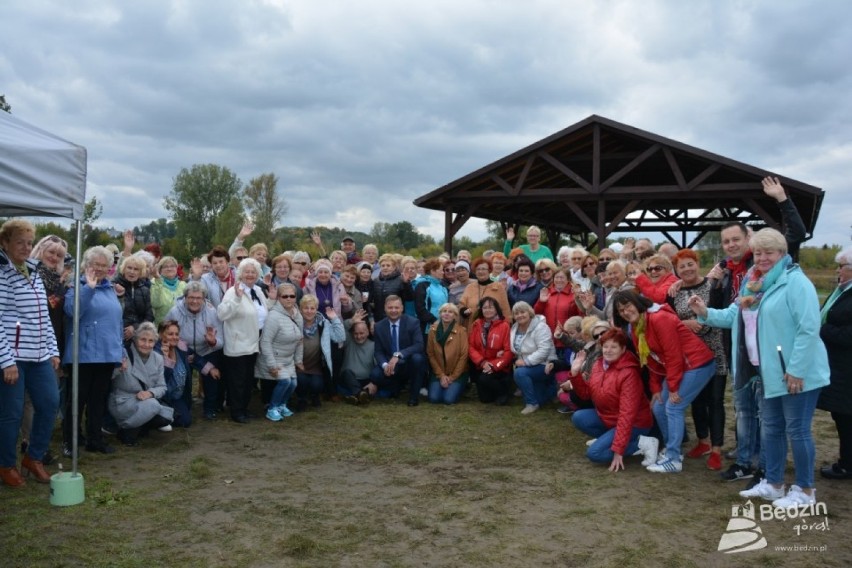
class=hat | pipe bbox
[454,260,471,273]
[341,236,355,243]
[314,258,333,272]
[356,261,372,272]
[105,243,119,255]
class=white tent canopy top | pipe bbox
[0,111,87,220]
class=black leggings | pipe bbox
[691,373,727,447]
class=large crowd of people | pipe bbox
[0,177,848,513]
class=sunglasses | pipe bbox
[583,261,597,267]
[537,268,551,273]
[593,331,605,340]
[236,256,247,261]
[280,294,297,299]
[294,261,308,265]
[647,265,665,273]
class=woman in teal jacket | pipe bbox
[690,228,829,508]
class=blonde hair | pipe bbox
[119,255,148,278]
[437,302,460,318]
[750,228,787,255]
[299,294,319,309]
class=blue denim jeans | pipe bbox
[572,408,650,463]
[513,364,556,406]
[428,376,467,405]
[734,376,764,470]
[761,388,821,488]
[652,361,715,460]
[270,377,297,408]
[0,360,60,466]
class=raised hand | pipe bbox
[310,230,323,246]
[190,257,203,279]
[506,226,515,241]
[238,221,254,240]
[205,326,217,345]
[761,176,787,203]
[123,229,135,253]
[539,288,550,303]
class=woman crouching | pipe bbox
[109,323,174,446]
[563,328,653,471]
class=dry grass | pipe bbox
[1,390,849,567]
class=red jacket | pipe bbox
[571,352,653,456]
[631,304,714,394]
[534,285,581,347]
[468,318,513,373]
[635,272,678,304]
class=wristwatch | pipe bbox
[393,351,403,359]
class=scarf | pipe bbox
[738,255,792,310]
[161,276,180,292]
[303,317,319,338]
[14,261,30,281]
[634,314,650,367]
[821,281,851,324]
[435,321,455,346]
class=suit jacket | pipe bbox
[374,314,424,366]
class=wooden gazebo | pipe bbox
[414,115,824,252]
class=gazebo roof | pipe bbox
[415,115,824,248]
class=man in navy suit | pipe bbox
[367,295,426,406]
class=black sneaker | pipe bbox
[744,469,764,490]
[720,463,753,481]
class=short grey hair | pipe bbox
[835,245,852,265]
[135,321,158,341]
[236,257,263,281]
[511,300,535,319]
[749,228,787,255]
[82,246,112,269]
[184,281,208,298]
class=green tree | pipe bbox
[243,173,287,245]
[164,164,242,255]
[212,196,246,251]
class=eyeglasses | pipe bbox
[280,294,297,299]
[236,256,247,261]
[839,264,852,269]
[583,261,597,267]
[537,268,551,273]
[647,265,665,273]
[444,267,455,272]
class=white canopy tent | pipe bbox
[0,110,88,477]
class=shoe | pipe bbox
[557,405,574,415]
[21,455,51,483]
[204,411,217,420]
[231,415,250,424]
[494,395,509,406]
[772,485,816,508]
[724,447,738,460]
[514,388,522,397]
[344,395,359,405]
[0,466,25,487]
[278,404,294,417]
[686,442,712,459]
[586,438,597,447]
[101,425,117,436]
[62,444,76,458]
[158,425,173,432]
[635,435,659,467]
[647,456,683,473]
[407,400,419,407]
[706,451,723,471]
[744,469,764,490]
[118,430,139,447]
[720,463,753,482]
[820,463,852,480]
[520,404,539,415]
[358,390,372,405]
[311,396,322,408]
[739,478,785,501]
[266,408,283,422]
[85,442,116,455]
[330,394,343,403]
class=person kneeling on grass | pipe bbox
[561,328,654,471]
[108,323,174,447]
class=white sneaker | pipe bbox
[635,435,659,467]
[772,485,816,508]
[739,479,785,501]
[647,456,683,473]
[158,424,173,432]
[520,404,540,415]
[586,438,597,447]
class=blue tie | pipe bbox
[391,323,399,353]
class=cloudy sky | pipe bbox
[3,0,851,247]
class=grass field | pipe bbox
[1,389,849,568]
